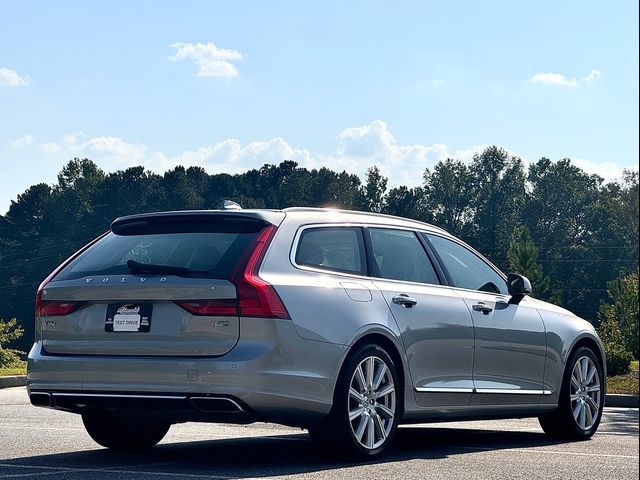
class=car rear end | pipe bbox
[27,210,346,427]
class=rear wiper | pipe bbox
[126,260,207,277]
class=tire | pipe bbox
[308,343,402,458]
[539,346,604,440]
[82,411,170,449]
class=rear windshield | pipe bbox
[55,230,259,281]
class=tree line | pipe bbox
[0,146,638,358]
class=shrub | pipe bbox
[598,271,639,359]
[604,342,633,377]
[0,318,24,368]
[598,307,633,376]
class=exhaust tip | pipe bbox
[30,392,52,407]
[190,396,243,413]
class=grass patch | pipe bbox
[607,360,639,395]
[0,361,26,377]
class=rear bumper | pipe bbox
[27,318,347,426]
[28,390,257,424]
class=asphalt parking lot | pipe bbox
[0,387,637,480]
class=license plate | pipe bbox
[105,304,152,332]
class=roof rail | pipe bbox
[282,207,448,233]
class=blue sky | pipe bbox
[1,0,638,213]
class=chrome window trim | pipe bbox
[415,387,553,395]
[289,223,368,277]
[475,389,553,395]
[290,223,513,298]
[289,223,448,289]
[415,387,474,393]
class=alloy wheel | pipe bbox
[348,355,396,450]
[570,355,601,431]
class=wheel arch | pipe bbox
[566,333,607,391]
[338,328,410,409]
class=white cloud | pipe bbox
[430,79,446,85]
[0,68,30,87]
[571,158,627,182]
[42,142,61,153]
[83,136,147,164]
[29,121,631,189]
[29,122,454,187]
[39,134,147,169]
[169,42,243,78]
[63,132,85,145]
[315,121,459,187]
[583,69,601,83]
[531,72,578,87]
[531,69,602,87]
[9,134,34,147]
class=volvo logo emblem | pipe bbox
[83,276,166,284]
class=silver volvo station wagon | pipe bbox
[27,205,606,457]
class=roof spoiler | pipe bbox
[111,212,265,235]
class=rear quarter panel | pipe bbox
[259,216,418,411]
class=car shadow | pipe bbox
[0,425,579,478]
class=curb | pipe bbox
[0,375,26,389]
[606,394,639,408]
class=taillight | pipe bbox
[175,299,238,316]
[232,224,290,319]
[35,232,109,323]
[36,300,84,317]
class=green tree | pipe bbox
[0,184,57,347]
[468,147,526,267]
[384,186,430,223]
[598,271,639,359]
[361,166,388,213]
[422,159,474,236]
[507,227,553,300]
[0,318,24,367]
[524,158,604,321]
[93,166,165,223]
[0,153,637,356]
[163,166,206,209]
[598,311,633,376]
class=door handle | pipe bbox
[392,294,417,308]
[472,302,493,315]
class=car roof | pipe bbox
[112,207,449,236]
[281,207,449,234]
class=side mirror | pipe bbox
[507,273,532,304]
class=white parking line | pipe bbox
[0,470,69,478]
[0,464,230,479]
[456,446,639,459]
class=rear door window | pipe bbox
[295,227,366,275]
[368,228,440,285]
